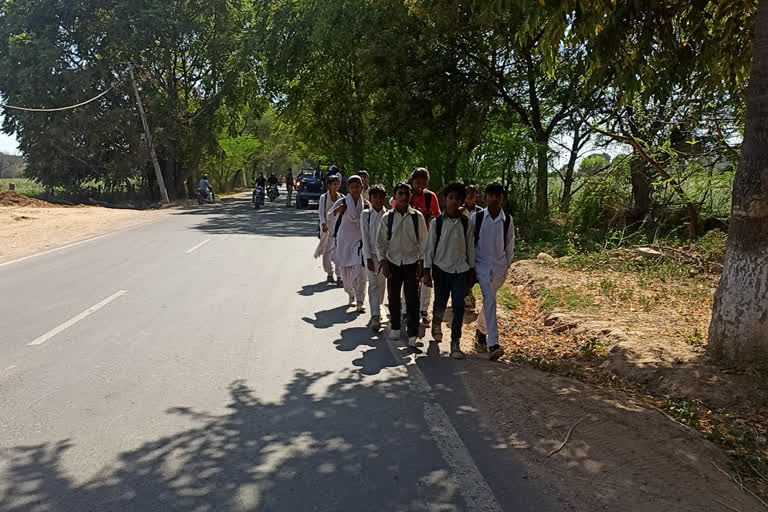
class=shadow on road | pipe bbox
[0,371,479,511]
[298,281,338,297]
[174,196,318,237]
[301,305,358,329]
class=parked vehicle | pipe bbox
[267,183,280,202]
[197,187,215,204]
[295,170,325,209]
[252,186,265,209]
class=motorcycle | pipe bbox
[252,185,265,209]
[267,183,280,202]
[197,187,215,204]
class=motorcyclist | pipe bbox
[198,175,212,201]
[268,173,279,187]
[255,172,267,188]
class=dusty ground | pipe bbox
[0,204,160,263]
[503,258,768,411]
[431,251,768,509]
[459,362,765,512]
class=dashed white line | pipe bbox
[383,334,503,512]
[185,239,211,254]
[27,290,127,346]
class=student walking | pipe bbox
[377,183,428,349]
[472,184,515,361]
[319,175,344,285]
[359,170,370,202]
[423,183,475,359]
[462,184,484,310]
[407,168,441,326]
[361,184,388,331]
[331,176,369,311]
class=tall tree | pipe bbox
[709,0,768,362]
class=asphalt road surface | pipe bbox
[0,192,557,511]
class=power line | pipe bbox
[0,68,130,112]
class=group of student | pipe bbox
[316,167,514,361]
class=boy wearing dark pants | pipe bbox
[377,183,428,349]
[472,183,515,361]
[462,184,484,311]
[423,183,475,359]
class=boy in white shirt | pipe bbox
[319,175,344,285]
[423,183,475,359]
[377,183,428,349]
[361,184,388,331]
[471,183,515,361]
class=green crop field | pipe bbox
[0,177,44,198]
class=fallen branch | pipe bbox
[714,498,743,512]
[548,416,587,457]
[711,459,768,509]
[649,405,707,440]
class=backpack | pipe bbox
[474,210,512,249]
[412,191,434,224]
[434,214,468,249]
[334,198,369,239]
[386,210,420,242]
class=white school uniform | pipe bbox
[472,209,515,346]
[319,192,343,279]
[332,195,368,304]
[361,207,387,317]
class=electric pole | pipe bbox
[129,66,170,204]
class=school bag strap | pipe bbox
[387,210,420,242]
[473,210,512,250]
[333,207,345,238]
[434,214,468,250]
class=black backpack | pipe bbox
[434,214,468,248]
[386,210,420,242]
[412,192,434,225]
[333,198,369,239]
[474,210,512,249]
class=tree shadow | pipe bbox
[0,371,476,512]
[173,196,319,238]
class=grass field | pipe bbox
[0,177,44,197]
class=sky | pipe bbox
[0,114,19,155]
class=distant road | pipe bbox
[0,192,553,511]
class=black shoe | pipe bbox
[489,345,504,361]
[327,276,335,284]
[475,329,487,345]
[336,278,344,287]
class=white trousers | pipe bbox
[342,265,367,304]
[323,243,340,280]
[476,271,505,346]
[368,270,387,317]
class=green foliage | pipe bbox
[0,177,43,197]
[498,286,520,312]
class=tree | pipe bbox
[709,0,768,362]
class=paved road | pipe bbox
[0,193,556,511]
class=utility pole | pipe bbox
[129,66,170,204]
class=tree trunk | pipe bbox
[560,150,578,214]
[709,0,768,363]
[535,140,549,219]
[629,156,654,221]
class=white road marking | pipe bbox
[383,334,503,511]
[27,290,127,346]
[185,239,211,254]
[0,233,112,268]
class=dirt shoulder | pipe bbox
[0,205,161,263]
[460,362,764,511]
[432,248,768,508]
